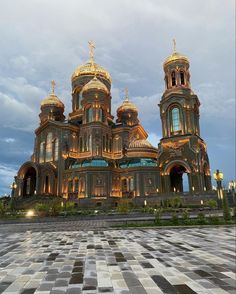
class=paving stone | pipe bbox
[0,227,235,294]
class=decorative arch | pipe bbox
[163,160,192,193]
[17,161,39,197]
[164,159,191,175]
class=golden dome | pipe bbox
[117,99,138,113]
[71,61,112,83]
[41,81,64,108]
[41,93,64,108]
[81,76,109,95]
[164,51,189,66]
[117,89,138,113]
[129,139,153,148]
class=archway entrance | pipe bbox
[22,167,36,196]
[170,165,189,192]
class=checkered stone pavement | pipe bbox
[0,227,235,293]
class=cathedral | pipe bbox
[14,41,212,205]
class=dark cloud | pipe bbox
[0,0,235,194]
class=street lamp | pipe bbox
[10,182,17,197]
[213,169,224,206]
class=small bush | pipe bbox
[197,212,207,225]
[154,208,163,225]
[182,209,190,224]
[222,195,231,221]
[0,201,7,217]
[117,199,132,214]
[171,211,179,225]
[208,216,220,225]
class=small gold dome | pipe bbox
[129,139,153,148]
[117,89,138,113]
[164,51,189,67]
[81,76,109,95]
[71,61,112,83]
[41,93,64,108]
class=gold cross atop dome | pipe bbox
[124,87,129,101]
[173,38,176,53]
[88,40,96,62]
[51,80,56,94]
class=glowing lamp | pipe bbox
[213,170,224,181]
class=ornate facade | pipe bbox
[14,42,212,202]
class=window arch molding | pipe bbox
[167,104,184,135]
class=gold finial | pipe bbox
[51,80,56,94]
[88,40,96,62]
[173,38,176,53]
[124,87,129,101]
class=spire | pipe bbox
[124,87,129,101]
[173,38,177,53]
[88,40,96,63]
[51,80,56,94]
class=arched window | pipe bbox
[54,138,59,161]
[171,71,176,86]
[45,133,53,162]
[171,108,181,132]
[39,142,45,163]
[45,175,49,193]
[79,137,83,152]
[84,133,87,151]
[68,179,73,193]
[114,136,122,153]
[86,107,93,123]
[165,76,169,89]
[88,135,92,151]
[180,71,185,85]
[74,178,79,193]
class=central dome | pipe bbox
[71,61,112,83]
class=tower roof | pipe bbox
[164,39,189,67]
[117,88,138,113]
[71,41,112,83]
[41,81,64,108]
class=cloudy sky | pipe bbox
[0,0,235,195]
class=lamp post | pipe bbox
[213,169,224,207]
[10,182,17,198]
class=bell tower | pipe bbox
[158,40,212,193]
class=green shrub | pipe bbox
[208,215,220,225]
[0,201,7,217]
[171,211,179,225]
[206,199,217,210]
[117,199,131,214]
[222,195,231,221]
[197,212,207,225]
[34,203,50,217]
[182,209,190,224]
[154,208,163,225]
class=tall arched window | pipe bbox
[46,132,53,162]
[84,133,87,151]
[79,137,83,152]
[180,71,185,85]
[86,107,93,123]
[39,142,45,163]
[171,71,176,86]
[171,108,181,132]
[88,135,92,151]
[54,138,59,161]
[165,76,169,89]
[114,136,122,153]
